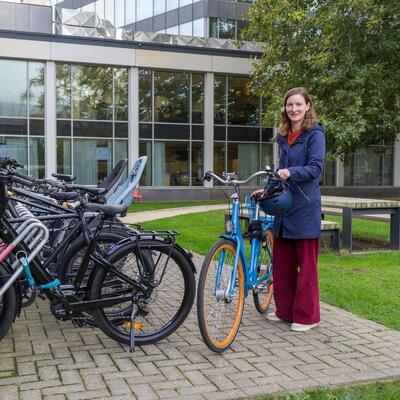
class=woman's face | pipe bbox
[285,94,310,127]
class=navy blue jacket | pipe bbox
[273,123,326,239]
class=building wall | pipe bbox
[0,32,399,199]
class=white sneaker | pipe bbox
[290,322,319,332]
[266,312,284,322]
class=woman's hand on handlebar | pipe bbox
[277,169,291,180]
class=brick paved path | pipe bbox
[1,254,400,400]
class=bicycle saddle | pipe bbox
[51,173,76,182]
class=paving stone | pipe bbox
[1,254,400,400]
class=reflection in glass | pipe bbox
[29,119,45,136]
[105,0,114,25]
[29,137,45,178]
[114,68,128,121]
[166,26,179,35]
[154,0,165,15]
[192,142,204,186]
[180,0,192,6]
[28,63,45,118]
[57,138,71,175]
[192,74,204,123]
[73,139,112,184]
[154,71,189,123]
[73,121,113,137]
[0,60,27,117]
[115,0,125,27]
[0,136,28,171]
[56,64,71,119]
[95,0,105,20]
[139,69,152,122]
[0,119,27,136]
[228,143,260,181]
[193,18,205,37]
[261,143,273,170]
[72,65,113,120]
[214,75,226,124]
[213,142,225,175]
[228,76,259,125]
[154,141,189,186]
[139,140,152,185]
[179,21,192,36]
[137,0,153,21]
[237,19,250,40]
[167,0,178,11]
[344,145,393,186]
[115,140,128,179]
[218,18,236,39]
[209,17,218,38]
[322,158,336,186]
[125,0,135,25]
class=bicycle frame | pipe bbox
[219,194,273,302]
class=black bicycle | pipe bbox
[0,160,196,351]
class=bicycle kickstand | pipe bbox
[129,303,139,353]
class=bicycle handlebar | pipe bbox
[204,169,278,186]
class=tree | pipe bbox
[246,0,400,159]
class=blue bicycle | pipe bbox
[197,168,277,353]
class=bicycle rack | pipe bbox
[0,202,49,297]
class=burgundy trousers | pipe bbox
[272,236,320,325]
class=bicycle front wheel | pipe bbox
[89,240,195,346]
[253,228,273,314]
[197,239,245,353]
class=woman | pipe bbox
[267,87,326,332]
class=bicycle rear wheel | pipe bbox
[89,240,195,346]
[253,228,273,314]
[197,239,245,353]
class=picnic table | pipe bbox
[321,196,400,252]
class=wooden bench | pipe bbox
[225,212,340,250]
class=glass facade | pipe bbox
[139,69,204,186]
[0,59,45,177]
[209,17,249,40]
[344,145,394,186]
[214,75,273,183]
[56,63,128,184]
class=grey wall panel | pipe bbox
[30,6,52,34]
[166,9,179,28]
[0,3,16,30]
[207,0,250,20]
[16,4,30,32]
[135,18,153,33]
[154,14,166,32]
[193,1,206,20]
[179,5,193,24]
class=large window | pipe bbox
[56,64,128,184]
[209,17,250,40]
[0,59,45,177]
[214,75,272,183]
[344,145,393,186]
[139,69,204,186]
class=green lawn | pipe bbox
[261,379,400,400]
[127,200,225,213]
[142,210,400,331]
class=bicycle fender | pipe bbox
[172,243,196,274]
[1,261,22,318]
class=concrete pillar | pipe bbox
[44,61,57,178]
[336,159,345,187]
[204,72,214,188]
[128,67,139,170]
[394,134,400,187]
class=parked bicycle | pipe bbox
[0,157,196,352]
[197,167,291,352]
